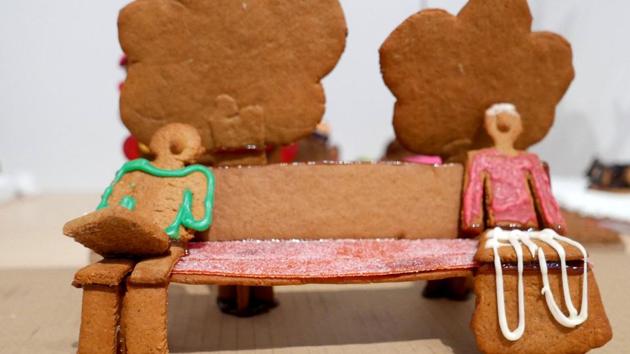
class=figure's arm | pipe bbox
[461,151,487,236]
[528,155,567,234]
[164,166,216,241]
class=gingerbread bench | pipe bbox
[72,162,478,353]
[69,158,611,354]
[65,0,613,353]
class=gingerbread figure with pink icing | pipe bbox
[462,103,567,237]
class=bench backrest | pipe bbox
[200,162,463,241]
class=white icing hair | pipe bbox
[486,103,519,117]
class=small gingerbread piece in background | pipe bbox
[64,124,214,257]
[380,0,574,160]
[461,104,567,236]
[118,0,347,160]
[267,122,339,164]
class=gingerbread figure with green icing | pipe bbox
[64,124,215,257]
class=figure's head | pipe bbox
[149,123,203,168]
[484,103,522,150]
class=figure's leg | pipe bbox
[73,259,135,354]
[129,243,186,285]
[118,244,184,353]
[78,285,124,354]
[121,282,169,354]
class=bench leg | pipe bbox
[78,284,124,354]
[252,285,276,304]
[236,286,250,312]
[217,285,278,317]
[121,282,169,354]
[422,277,472,301]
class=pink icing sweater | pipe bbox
[461,148,566,236]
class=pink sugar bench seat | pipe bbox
[171,238,479,286]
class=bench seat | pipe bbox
[171,238,479,286]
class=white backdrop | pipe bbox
[1,0,629,193]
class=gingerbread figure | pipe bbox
[461,106,611,351]
[64,124,214,257]
[461,104,567,236]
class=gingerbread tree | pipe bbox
[118,0,347,157]
[380,0,574,159]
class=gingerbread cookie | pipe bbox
[471,222,612,353]
[472,267,612,354]
[461,104,567,236]
[118,0,347,154]
[64,124,215,257]
[380,0,574,159]
[472,224,612,353]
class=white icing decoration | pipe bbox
[485,228,589,341]
[486,103,518,117]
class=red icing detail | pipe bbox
[462,148,566,235]
[118,81,124,92]
[123,135,141,160]
[172,239,478,279]
[119,55,128,67]
[404,155,442,165]
[279,143,299,163]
